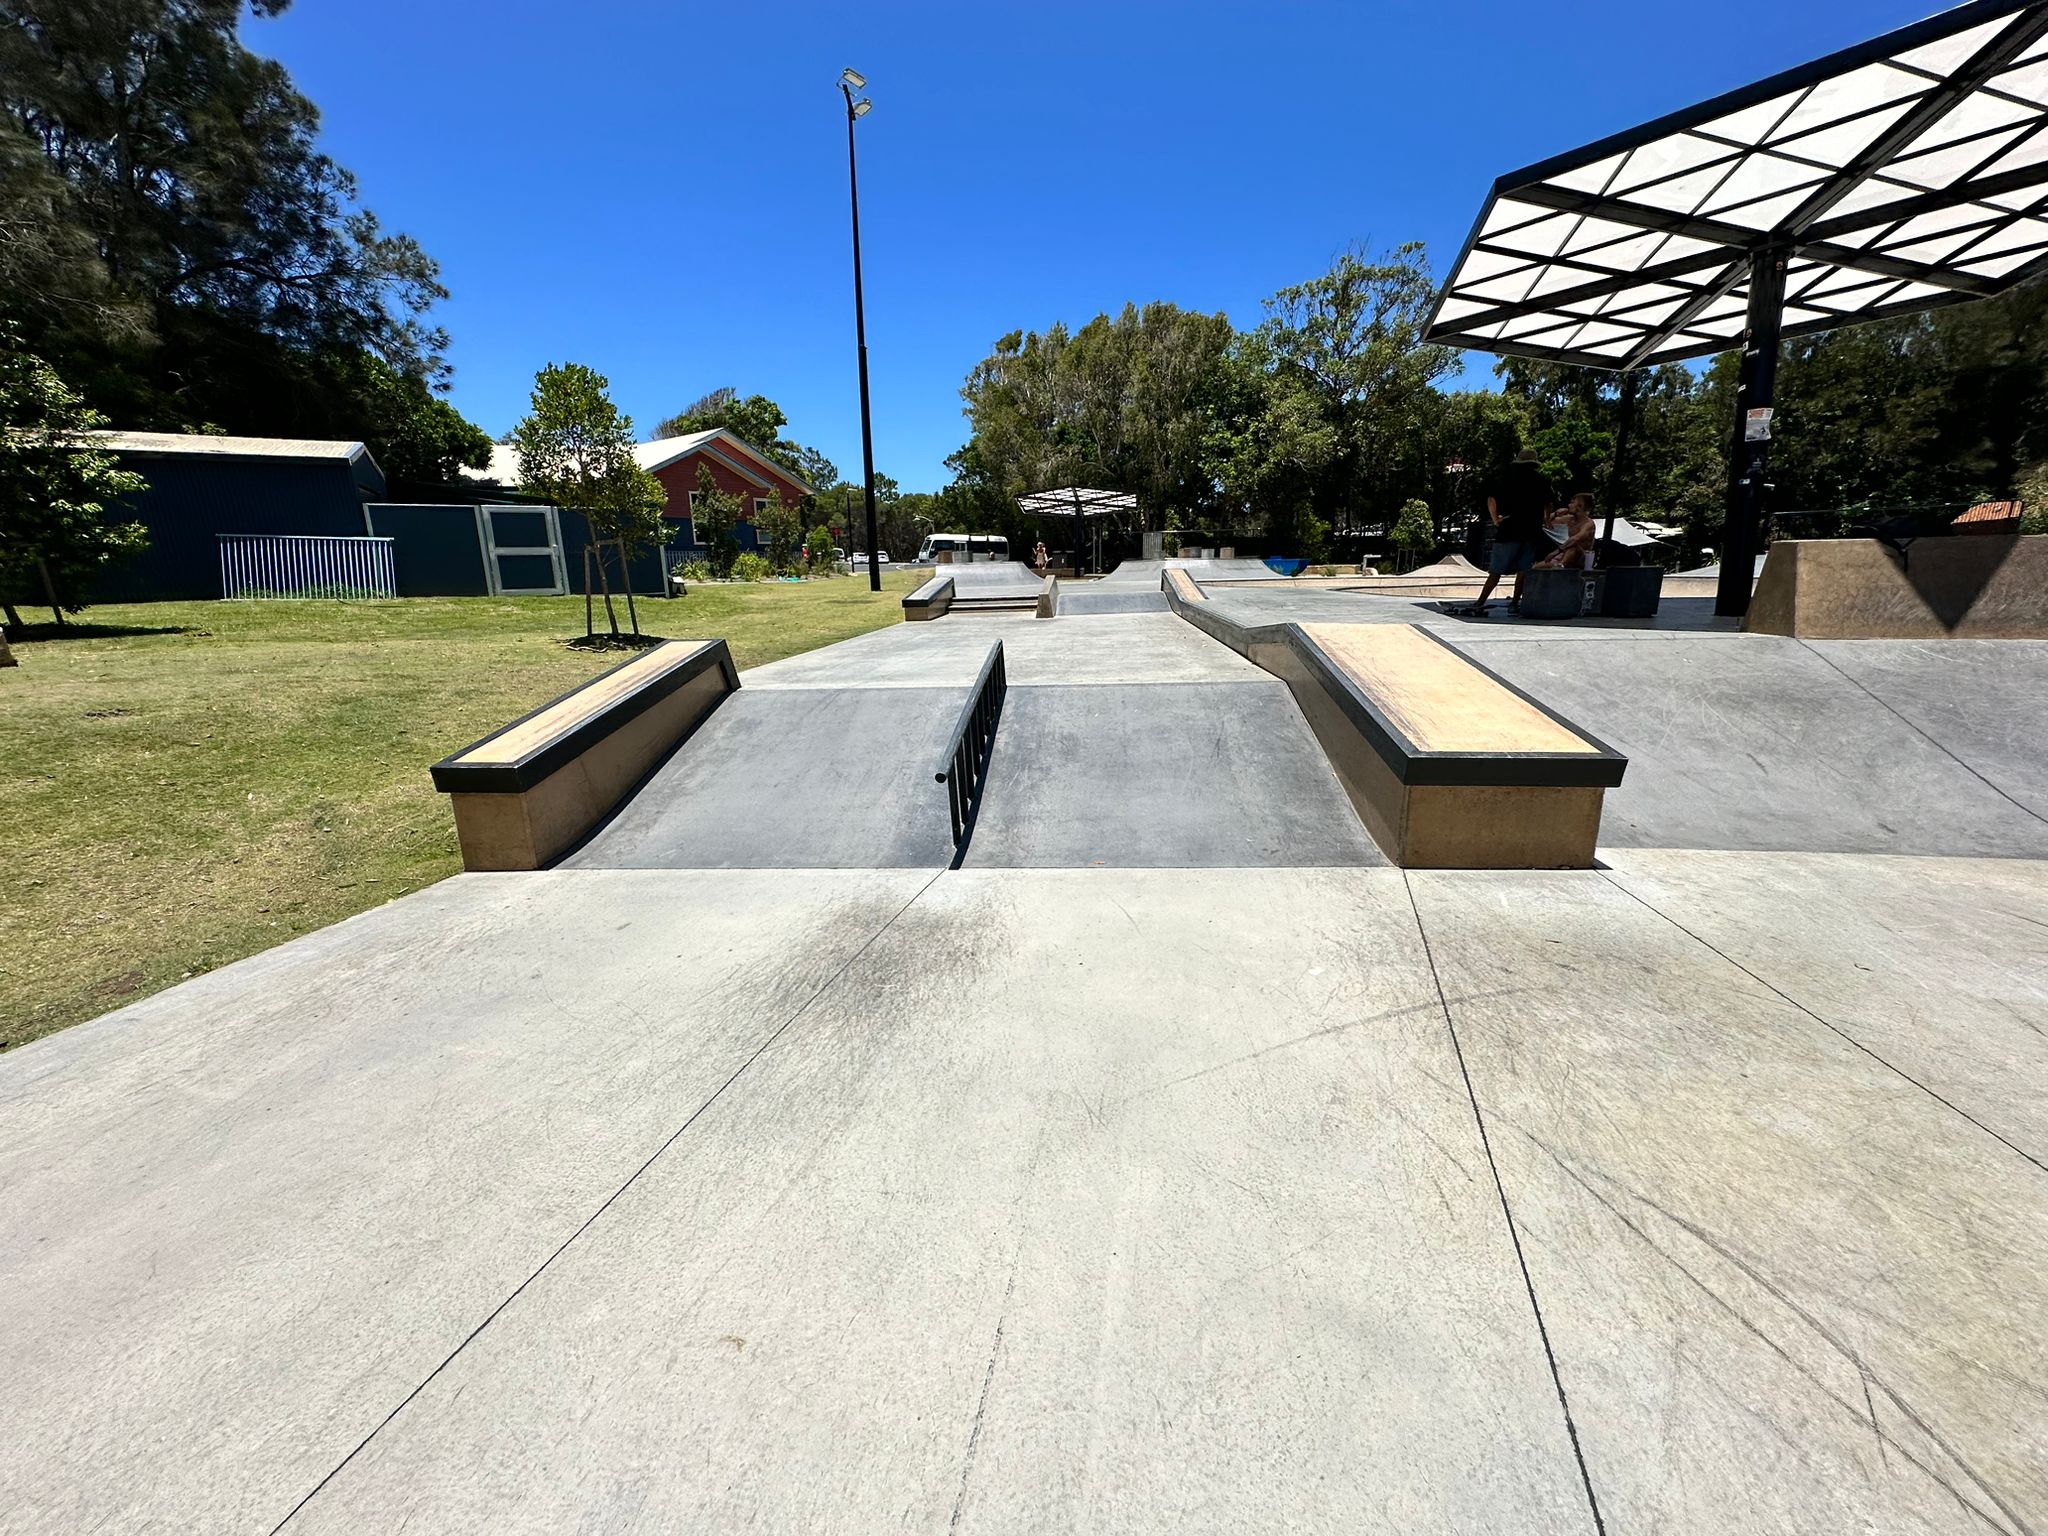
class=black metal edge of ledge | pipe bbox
[429,639,738,795]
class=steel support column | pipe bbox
[1603,368,1640,549]
[1717,249,1787,618]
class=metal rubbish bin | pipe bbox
[1599,565,1664,617]
[1520,567,1605,619]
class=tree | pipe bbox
[0,331,147,626]
[1243,243,1458,538]
[957,302,1234,530]
[1,0,468,448]
[655,388,834,488]
[1389,499,1434,572]
[756,498,803,573]
[690,465,741,578]
[509,363,666,639]
[332,353,492,482]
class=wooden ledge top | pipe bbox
[1163,568,1207,603]
[432,638,735,794]
[1300,624,1597,757]
[1289,624,1625,788]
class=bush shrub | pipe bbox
[676,560,711,583]
[732,552,773,582]
[1161,531,1182,557]
[805,525,836,573]
[2016,463,2048,533]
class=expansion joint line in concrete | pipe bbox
[1794,638,2048,831]
[265,867,951,1534]
[1596,869,2048,1180]
[1399,871,1610,1536]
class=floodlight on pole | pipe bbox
[839,69,881,592]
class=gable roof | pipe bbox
[474,428,813,496]
[634,429,814,494]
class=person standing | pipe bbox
[1461,449,1554,615]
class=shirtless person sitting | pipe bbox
[1536,493,1597,572]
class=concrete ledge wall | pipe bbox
[903,575,955,622]
[1747,535,2048,639]
[432,639,738,870]
[1161,581,1624,868]
[1036,574,1058,619]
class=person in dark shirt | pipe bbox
[1461,449,1556,615]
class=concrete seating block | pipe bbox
[1747,535,2048,639]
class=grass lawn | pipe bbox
[1,571,919,1051]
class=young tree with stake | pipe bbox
[510,363,667,640]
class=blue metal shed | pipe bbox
[90,432,386,602]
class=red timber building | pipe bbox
[632,430,814,553]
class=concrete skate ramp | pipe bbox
[1098,557,1290,586]
[1057,588,1169,615]
[944,561,1043,600]
[963,681,1384,867]
[563,688,961,868]
[1442,633,2048,857]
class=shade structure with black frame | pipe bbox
[1423,0,2048,615]
[1016,488,1139,574]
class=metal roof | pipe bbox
[90,431,373,465]
[1425,0,2048,370]
[1016,487,1138,518]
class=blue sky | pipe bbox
[255,0,1948,489]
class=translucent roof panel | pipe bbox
[1426,1,2048,370]
[1016,488,1137,518]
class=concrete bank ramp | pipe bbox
[1440,632,2048,857]
[945,561,1044,605]
[964,678,1384,868]
[563,688,961,868]
[1057,587,1169,615]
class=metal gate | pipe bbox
[478,505,569,596]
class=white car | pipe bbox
[845,551,892,566]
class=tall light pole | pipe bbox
[839,69,881,593]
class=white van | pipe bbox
[914,532,1009,564]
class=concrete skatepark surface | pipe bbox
[5,582,2047,1532]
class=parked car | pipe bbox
[844,550,892,566]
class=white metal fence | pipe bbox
[218,535,398,600]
